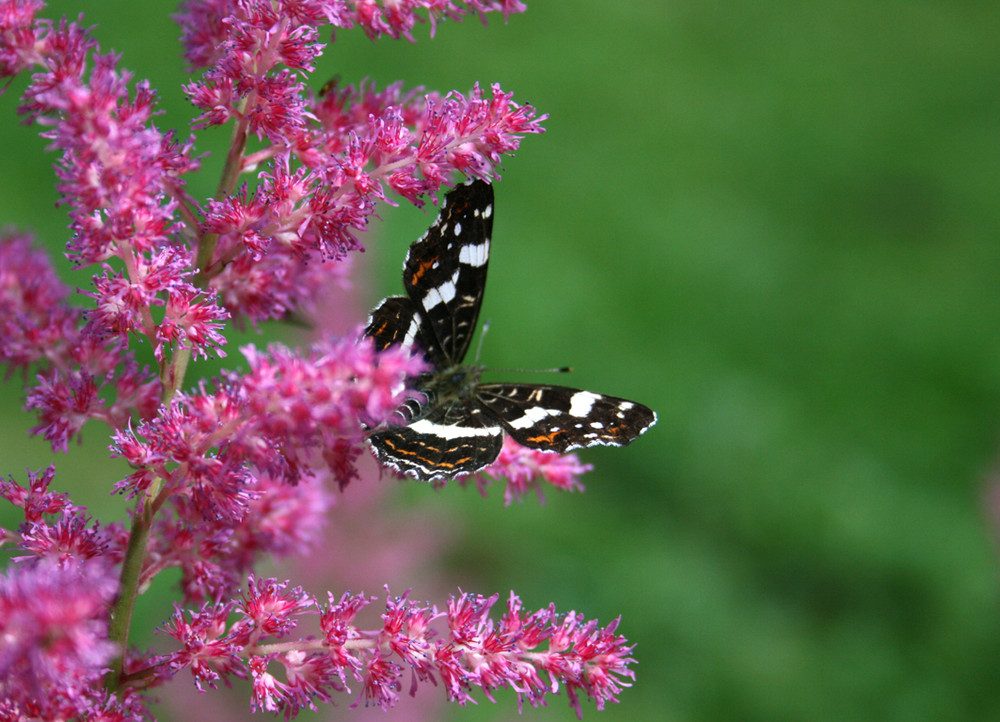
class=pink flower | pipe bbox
[379,588,440,679]
[460,435,592,504]
[153,579,636,717]
[568,616,636,713]
[195,77,545,327]
[0,0,50,77]
[0,231,81,371]
[0,465,70,523]
[105,332,422,604]
[19,507,121,565]
[359,651,403,709]
[249,655,294,713]
[310,79,546,205]
[232,468,331,558]
[349,0,527,41]
[0,559,120,718]
[238,576,314,639]
[159,601,246,691]
[0,234,163,450]
[320,590,373,679]
[277,648,339,712]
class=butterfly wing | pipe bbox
[365,295,448,368]
[402,179,493,366]
[368,398,504,481]
[476,383,657,453]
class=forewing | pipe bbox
[402,179,493,365]
[364,295,447,368]
[368,398,504,481]
[476,383,657,453]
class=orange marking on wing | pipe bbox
[524,429,566,445]
[384,439,418,456]
[409,257,437,285]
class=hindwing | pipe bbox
[476,384,658,452]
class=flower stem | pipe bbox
[195,101,249,284]
[105,484,157,691]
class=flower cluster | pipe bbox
[0,468,135,719]
[1,466,126,567]
[157,579,635,718]
[176,0,545,326]
[0,0,633,717]
[0,559,138,720]
[177,0,527,58]
[110,334,424,602]
[0,232,162,452]
[468,436,593,504]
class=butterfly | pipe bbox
[364,179,656,481]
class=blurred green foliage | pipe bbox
[2,1,1000,720]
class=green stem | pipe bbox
[195,103,250,284]
[104,485,157,691]
[163,346,190,406]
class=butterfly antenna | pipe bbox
[475,322,571,374]
[487,364,574,375]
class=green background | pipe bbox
[2,1,1000,720]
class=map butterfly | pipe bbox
[365,179,657,480]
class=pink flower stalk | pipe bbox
[0,0,636,717]
[156,580,635,718]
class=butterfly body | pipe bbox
[365,179,656,481]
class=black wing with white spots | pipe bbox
[476,384,655,452]
[365,179,656,481]
[402,178,492,365]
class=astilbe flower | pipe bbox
[0,558,144,720]
[18,32,214,362]
[195,77,545,324]
[1,465,127,572]
[0,232,162,452]
[156,580,635,719]
[175,0,545,326]
[0,0,636,717]
[111,334,422,603]
[176,1,527,63]
[0,231,78,371]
